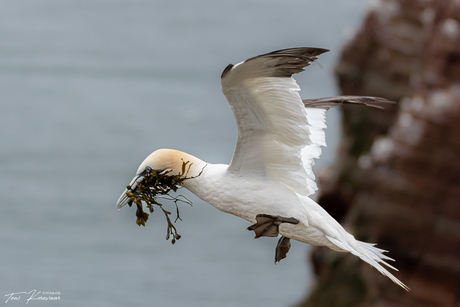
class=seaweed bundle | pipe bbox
[124,161,205,244]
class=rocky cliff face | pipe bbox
[300,0,460,306]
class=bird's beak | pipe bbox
[116,174,145,210]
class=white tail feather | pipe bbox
[326,235,409,291]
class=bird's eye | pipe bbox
[139,166,152,176]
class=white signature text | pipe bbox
[5,290,60,304]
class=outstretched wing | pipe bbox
[221,47,393,196]
[300,95,395,195]
[221,47,328,196]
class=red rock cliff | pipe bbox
[300,0,460,306]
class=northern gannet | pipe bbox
[116,47,408,290]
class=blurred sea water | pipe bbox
[0,1,368,306]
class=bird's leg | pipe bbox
[247,214,299,238]
[275,236,291,264]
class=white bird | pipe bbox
[117,47,408,290]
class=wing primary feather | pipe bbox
[221,64,234,78]
[302,96,396,110]
[244,47,329,63]
[221,47,330,79]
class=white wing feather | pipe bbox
[221,49,327,196]
[301,108,327,194]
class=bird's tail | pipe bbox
[326,234,409,291]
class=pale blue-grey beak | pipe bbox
[116,174,145,210]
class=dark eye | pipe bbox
[139,166,152,176]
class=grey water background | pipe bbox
[0,1,367,306]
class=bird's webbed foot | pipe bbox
[275,236,291,264]
[247,214,299,238]
[247,214,297,264]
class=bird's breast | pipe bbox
[184,165,302,223]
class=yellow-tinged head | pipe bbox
[137,149,206,177]
[116,149,207,210]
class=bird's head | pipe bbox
[116,149,206,210]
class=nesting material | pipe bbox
[124,161,204,244]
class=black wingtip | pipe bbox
[220,47,330,79]
[267,47,330,56]
[221,63,234,79]
[302,96,397,110]
[244,47,329,63]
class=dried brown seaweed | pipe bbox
[124,161,205,244]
